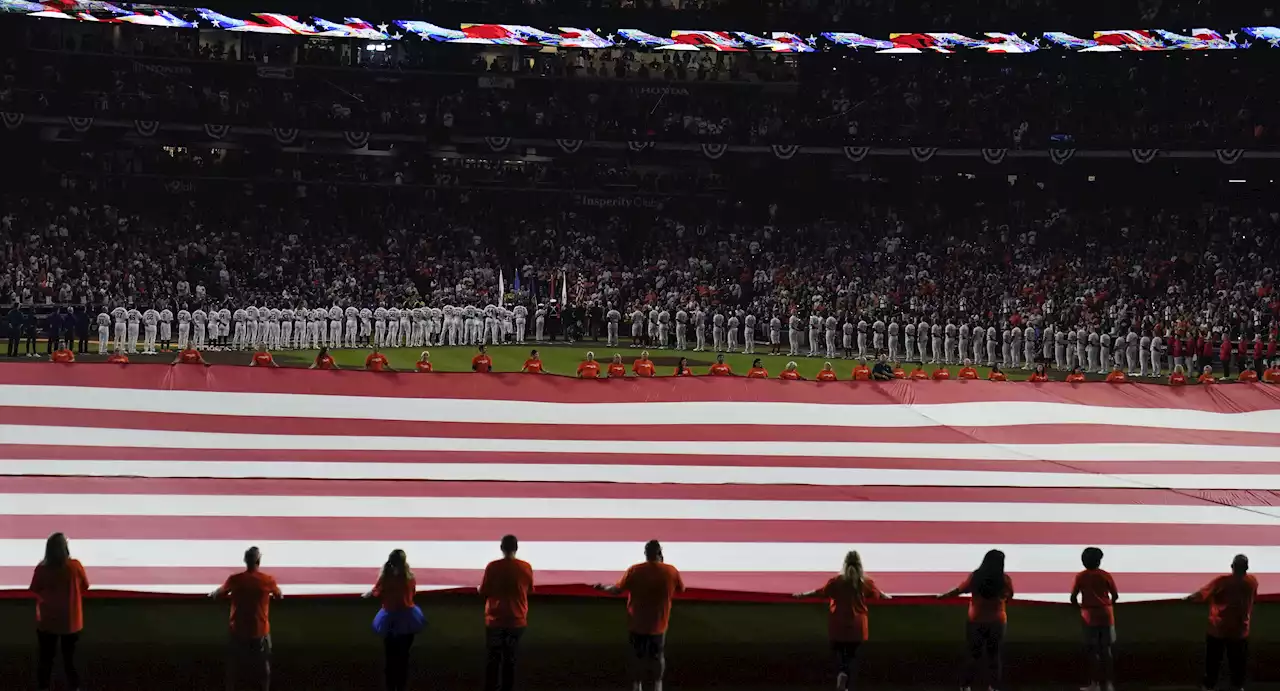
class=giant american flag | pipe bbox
[0,363,1278,601]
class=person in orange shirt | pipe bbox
[938,549,1014,691]
[1168,364,1187,386]
[1264,359,1280,383]
[987,363,1007,382]
[472,344,493,373]
[931,366,951,380]
[892,362,906,379]
[1070,547,1119,691]
[480,534,534,691]
[415,351,434,373]
[1028,363,1049,383]
[958,359,979,380]
[577,352,601,378]
[780,361,803,380]
[1197,364,1216,384]
[746,358,769,378]
[633,351,656,378]
[172,346,207,366]
[708,353,733,376]
[608,354,627,378]
[793,551,891,691]
[366,347,394,372]
[673,357,693,377]
[106,349,130,365]
[50,341,75,363]
[521,350,543,374]
[1187,555,1258,691]
[310,347,339,370]
[596,540,685,691]
[1106,365,1129,383]
[210,546,282,691]
[817,362,838,382]
[909,363,929,380]
[851,361,871,381]
[1237,364,1258,383]
[1066,366,1087,383]
[364,549,424,691]
[29,532,89,691]
[249,349,278,368]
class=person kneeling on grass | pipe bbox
[521,350,543,374]
[577,352,601,379]
[311,347,339,370]
[366,347,393,372]
[608,354,627,378]
[793,550,891,691]
[172,346,208,366]
[472,345,492,373]
[249,349,278,367]
[817,362,838,381]
[779,361,803,380]
[416,351,433,373]
[708,353,733,376]
[107,348,130,365]
[746,358,768,378]
[673,357,693,377]
[50,341,75,363]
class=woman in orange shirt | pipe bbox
[817,362,838,381]
[310,347,339,370]
[365,549,424,691]
[1028,363,1049,382]
[673,357,693,377]
[987,363,1007,381]
[1198,365,1217,384]
[577,352,601,379]
[793,551,890,691]
[1168,364,1188,386]
[746,358,769,378]
[30,532,89,691]
[939,549,1014,691]
[780,361,803,380]
[607,354,627,378]
[521,350,543,374]
[415,351,434,373]
[1066,366,1087,383]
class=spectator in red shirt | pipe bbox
[1187,555,1258,691]
[210,547,282,691]
[987,364,1007,382]
[49,341,75,363]
[106,349,129,365]
[816,362,838,381]
[958,360,979,380]
[851,362,872,381]
[1198,365,1217,384]
[1264,360,1280,383]
[310,347,339,370]
[780,361,803,380]
[366,347,393,372]
[29,532,89,691]
[1028,363,1049,382]
[521,350,543,374]
[633,351,656,378]
[249,349,277,368]
[472,345,493,373]
[1238,365,1258,383]
[607,354,627,378]
[891,363,906,379]
[792,551,891,691]
[909,363,929,380]
[931,367,951,381]
[172,347,207,366]
[708,353,733,376]
[1066,366,1087,383]
[1105,365,1128,383]
[1220,336,1234,378]
[480,535,534,691]
[746,358,769,379]
[364,549,425,691]
[415,351,433,373]
[577,352,601,379]
[1169,365,1188,386]
[673,357,693,377]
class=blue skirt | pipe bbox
[372,605,426,637]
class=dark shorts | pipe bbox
[628,632,666,660]
[1083,625,1115,647]
[229,633,273,657]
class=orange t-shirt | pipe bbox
[892,367,906,379]
[178,348,203,364]
[1072,568,1118,626]
[1198,574,1259,638]
[472,354,493,373]
[522,359,543,374]
[366,353,389,371]
[747,367,769,378]
[617,561,685,635]
[780,370,802,380]
[1238,369,1258,382]
[708,363,733,376]
[252,351,274,366]
[988,371,1007,382]
[608,362,626,377]
[577,361,600,378]
[1028,372,1048,382]
[633,360,656,377]
[1066,372,1086,383]
[220,570,281,638]
[315,354,335,369]
[818,575,883,642]
[957,573,1014,623]
[29,559,90,634]
[817,370,838,382]
[1198,373,1216,384]
[1106,371,1128,383]
[107,353,130,364]
[372,572,416,612]
[909,369,928,380]
[958,367,978,380]
[1264,368,1280,383]
[416,361,434,373]
[932,369,951,380]
[852,366,871,381]
[673,366,693,376]
[480,557,534,628]
[51,350,75,363]
[1168,372,1187,385]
